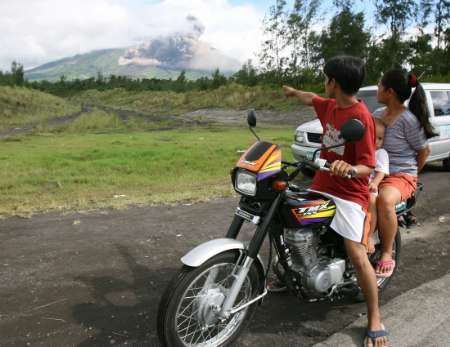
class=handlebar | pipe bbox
[314,158,357,179]
[282,158,357,180]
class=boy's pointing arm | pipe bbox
[283,85,316,106]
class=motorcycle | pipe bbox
[157,110,422,347]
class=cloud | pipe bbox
[0,0,264,70]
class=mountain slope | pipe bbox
[25,48,220,81]
[25,17,242,82]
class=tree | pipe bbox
[373,0,417,69]
[408,30,434,72]
[434,0,450,50]
[174,70,187,92]
[234,60,258,86]
[285,0,321,74]
[374,0,418,38]
[259,0,288,81]
[365,35,412,82]
[419,0,449,74]
[211,69,227,89]
[318,8,370,62]
[11,61,24,86]
[421,0,450,49]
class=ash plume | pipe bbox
[119,15,240,71]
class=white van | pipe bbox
[291,83,450,170]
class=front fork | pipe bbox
[219,194,283,319]
[225,214,244,239]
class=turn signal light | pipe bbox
[272,180,287,191]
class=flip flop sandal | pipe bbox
[375,259,396,278]
[363,324,388,347]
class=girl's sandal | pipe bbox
[375,259,396,278]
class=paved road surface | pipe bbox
[0,166,449,346]
[314,272,450,347]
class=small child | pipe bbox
[367,118,389,253]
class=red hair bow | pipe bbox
[408,74,418,87]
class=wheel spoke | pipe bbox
[177,317,190,329]
[178,297,197,317]
[175,261,254,346]
[184,325,204,343]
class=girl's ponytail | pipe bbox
[407,73,438,139]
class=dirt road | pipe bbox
[0,166,449,346]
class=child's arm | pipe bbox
[283,85,316,106]
[369,171,385,192]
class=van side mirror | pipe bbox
[341,118,365,142]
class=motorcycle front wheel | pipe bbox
[157,251,262,347]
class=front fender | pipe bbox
[180,238,266,291]
[181,238,246,267]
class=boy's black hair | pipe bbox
[323,56,366,95]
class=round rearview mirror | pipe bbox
[247,109,257,128]
[341,118,365,142]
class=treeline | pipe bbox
[0,62,25,87]
[0,62,290,97]
[259,0,450,83]
[0,0,449,96]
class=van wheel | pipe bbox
[443,158,450,171]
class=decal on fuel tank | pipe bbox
[291,200,336,225]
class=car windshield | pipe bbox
[357,90,383,113]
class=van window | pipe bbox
[356,90,383,113]
[430,91,450,117]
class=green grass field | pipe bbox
[0,126,294,217]
[0,85,302,217]
[0,86,79,131]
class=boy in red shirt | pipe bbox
[284,56,386,347]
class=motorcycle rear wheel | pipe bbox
[157,251,262,347]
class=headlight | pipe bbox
[235,171,256,196]
[295,132,304,143]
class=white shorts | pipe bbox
[309,190,368,244]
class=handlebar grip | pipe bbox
[346,168,357,178]
[315,158,357,178]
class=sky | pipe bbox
[0,0,380,71]
[0,0,269,70]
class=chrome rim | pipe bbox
[175,262,253,346]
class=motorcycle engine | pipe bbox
[285,228,345,297]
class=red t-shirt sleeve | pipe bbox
[354,114,376,168]
[312,96,333,122]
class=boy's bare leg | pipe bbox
[345,239,387,347]
[367,194,378,253]
[377,187,401,274]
